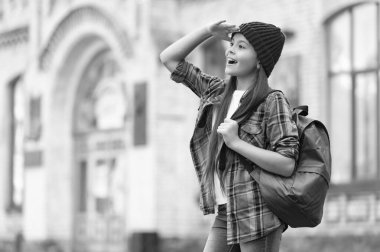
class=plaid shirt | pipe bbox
[170,60,299,244]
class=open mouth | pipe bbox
[227,58,238,65]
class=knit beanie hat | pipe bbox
[233,22,285,77]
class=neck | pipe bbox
[235,72,257,91]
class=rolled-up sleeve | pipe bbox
[266,92,299,160]
[170,60,223,98]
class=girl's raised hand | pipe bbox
[207,20,239,41]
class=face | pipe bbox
[225,33,259,77]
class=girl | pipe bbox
[160,20,299,252]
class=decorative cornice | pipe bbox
[0,26,29,48]
[39,6,131,71]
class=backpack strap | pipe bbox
[218,89,282,172]
[293,106,308,116]
[292,106,331,143]
[260,89,282,107]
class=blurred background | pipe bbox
[0,0,379,251]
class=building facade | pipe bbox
[0,0,380,251]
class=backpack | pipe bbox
[250,105,332,228]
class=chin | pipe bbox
[225,70,241,77]
[225,67,255,77]
[225,67,235,76]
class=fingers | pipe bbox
[216,126,226,135]
[224,118,237,123]
[218,120,236,131]
[222,25,239,33]
[217,123,227,134]
[217,124,225,131]
[222,23,239,31]
[222,24,236,28]
[225,25,239,30]
[214,20,238,30]
[215,20,227,25]
[208,20,239,41]
[221,27,238,41]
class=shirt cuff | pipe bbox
[275,146,299,161]
[170,60,188,83]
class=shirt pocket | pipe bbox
[239,120,265,147]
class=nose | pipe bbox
[225,45,235,57]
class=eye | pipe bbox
[238,44,245,49]
[229,42,234,47]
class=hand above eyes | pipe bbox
[207,20,239,41]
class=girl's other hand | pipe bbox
[207,20,239,41]
[217,118,241,148]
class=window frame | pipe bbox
[6,75,24,213]
[325,2,380,184]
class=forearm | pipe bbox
[159,26,212,72]
[229,139,296,177]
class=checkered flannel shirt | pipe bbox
[170,60,299,244]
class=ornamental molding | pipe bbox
[0,26,29,48]
[39,6,131,71]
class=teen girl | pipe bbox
[160,20,299,252]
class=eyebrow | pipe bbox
[231,38,249,45]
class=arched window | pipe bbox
[8,75,25,212]
[74,51,127,133]
[326,2,379,183]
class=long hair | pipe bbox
[201,66,270,200]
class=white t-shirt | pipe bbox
[214,90,245,205]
